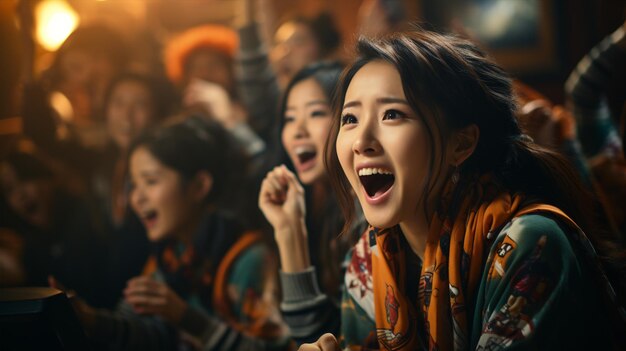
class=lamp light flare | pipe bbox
[35,0,79,51]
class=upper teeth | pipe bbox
[295,146,316,155]
[358,168,393,176]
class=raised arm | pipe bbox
[233,0,282,160]
[565,23,626,158]
[259,165,342,344]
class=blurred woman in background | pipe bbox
[68,116,288,350]
[259,61,366,345]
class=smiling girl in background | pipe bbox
[302,29,625,350]
[74,116,287,350]
[259,62,366,344]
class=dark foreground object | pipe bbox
[0,287,90,351]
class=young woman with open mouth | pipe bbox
[301,29,626,350]
[66,116,288,350]
[259,61,367,345]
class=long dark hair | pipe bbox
[325,28,626,302]
[279,61,356,295]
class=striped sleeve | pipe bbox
[565,27,626,158]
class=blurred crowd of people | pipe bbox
[1,0,625,350]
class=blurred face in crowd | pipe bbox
[58,49,117,125]
[106,79,155,151]
[282,78,332,185]
[184,48,234,93]
[272,21,321,87]
[60,49,116,93]
[60,49,95,88]
[0,163,54,229]
[129,147,202,242]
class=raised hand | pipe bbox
[124,276,188,325]
[259,165,310,272]
[298,333,340,351]
[184,79,241,129]
[259,165,306,231]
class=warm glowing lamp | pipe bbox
[35,0,79,51]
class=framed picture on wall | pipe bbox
[422,0,561,75]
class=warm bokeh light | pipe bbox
[35,0,79,52]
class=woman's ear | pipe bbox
[449,124,479,166]
[190,171,213,203]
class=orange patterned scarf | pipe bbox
[372,178,530,350]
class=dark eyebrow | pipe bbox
[343,97,409,109]
[139,170,160,177]
[286,100,328,112]
[305,100,328,107]
[377,97,410,105]
[343,100,361,109]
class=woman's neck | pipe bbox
[399,214,429,261]
[174,210,205,246]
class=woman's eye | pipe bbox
[311,110,329,118]
[382,109,405,121]
[341,114,357,126]
[284,116,295,123]
[145,178,158,186]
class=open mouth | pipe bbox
[141,209,158,227]
[358,168,395,198]
[295,146,317,168]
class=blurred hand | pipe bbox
[518,99,557,148]
[184,79,242,129]
[124,276,188,325]
[299,333,340,351]
[258,165,306,232]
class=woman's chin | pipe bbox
[147,229,168,242]
[362,210,398,230]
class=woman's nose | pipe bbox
[130,186,146,208]
[352,119,381,156]
[293,118,309,139]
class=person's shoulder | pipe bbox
[488,213,578,276]
[499,213,572,249]
[227,234,273,283]
[234,241,269,267]
[227,232,271,269]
